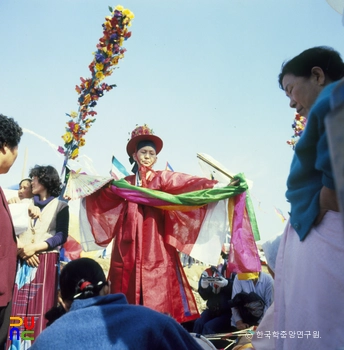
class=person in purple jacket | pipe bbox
[0,114,22,349]
[29,258,203,350]
[7,165,69,349]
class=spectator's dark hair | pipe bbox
[60,258,107,302]
[45,304,66,326]
[0,114,23,149]
[221,250,229,260]
[29,165,62,197]
[19,178,32,187]
[278,46,344,90]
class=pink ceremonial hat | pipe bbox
[126,124,163,156]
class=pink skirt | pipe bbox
[274,211,344,349]
[6,252,59,349]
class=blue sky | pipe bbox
[1,0,343,242]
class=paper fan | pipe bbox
[64,171,113,200]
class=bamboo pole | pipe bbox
[197,153,234,180]
[21,147,28,179]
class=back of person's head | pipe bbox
[60,258,107,302]
[220,250,229,260]
[278,46,344,89]
[0,114,23,150]
[29,165,62,197]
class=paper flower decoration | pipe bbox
[287,113,307,150]
[59,5,134,160]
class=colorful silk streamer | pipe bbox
[110,173,248,211]
[245,188,260,241]
[227,192,262,274]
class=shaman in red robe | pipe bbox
[85,170,217,323]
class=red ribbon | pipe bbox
[80,281,92,291]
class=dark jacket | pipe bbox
[198,267,235,316]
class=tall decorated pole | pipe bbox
[58,5,134,179]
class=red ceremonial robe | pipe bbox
[85,170,217,323]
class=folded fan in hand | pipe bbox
[64,171,113,200]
